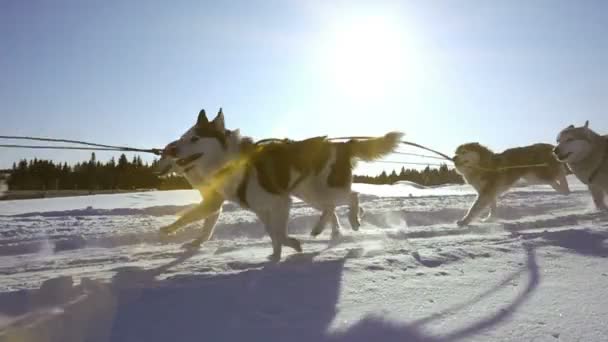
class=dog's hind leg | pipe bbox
[329,211,342,239]
[348,191,361,231]
[276,201,302,252]
[284,235,302,253]
[260,213,281,262]
[481,200,498,222]
[589,185,607,211]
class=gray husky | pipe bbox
[554,121,608,211]
[157,108,402,260]
[453,142,570,226]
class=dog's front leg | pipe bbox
[260,199,301,262]
[182,208,222,249]
[457,187,496,226]
[259,209,284,262]
[589,185,607,211]
[160,192,224,236]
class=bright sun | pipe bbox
[322,15,412,99]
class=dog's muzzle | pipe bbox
[163,142,179,158]
[552,147,571,162]
[176,153,203,167]
[453,155,465,167]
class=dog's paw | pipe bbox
[286,237,302,252]
[267,253,281,263]
[310,228,322,237]
[481,215,497,223]
[294,242,303,253]
[348,213,361,231]
[330,230,343,241]
[181,239,203,251]
[158,226,178,244]
[456,219,470,227]
[159,225,176,236]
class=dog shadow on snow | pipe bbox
[107,244,540,342]
[508,226,608,257]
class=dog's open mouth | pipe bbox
[157,164,173,176]
[176,153,203,167]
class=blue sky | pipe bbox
[1,0,606,175]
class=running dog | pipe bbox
[157,108,402,260]
[554,121,608,211]
[453,142,570,226]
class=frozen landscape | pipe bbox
[1,175,607,342]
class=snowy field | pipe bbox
[1,175,607,342]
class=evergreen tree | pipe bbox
[4,156,464,191]
[4,155,191,191]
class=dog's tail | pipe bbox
[349,132,404,162]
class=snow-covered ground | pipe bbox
[1,175,607,342]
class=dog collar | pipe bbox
[588,140,608,184]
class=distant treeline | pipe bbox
[5,155,463,191]
[354,164,464,186]
[6,153,188,191]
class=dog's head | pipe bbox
[157,108,230,176]
[554,121,599,164]
[453,143,493,175]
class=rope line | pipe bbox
[0,134,549,171]
[393,151,453,161]
[472,163,550,172]
[371,160,449,167]
[326,136,550,170]
[0,135,162,155]
[0,144,127,152]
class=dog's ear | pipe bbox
[584,120,589,129]
[197,109,208,126]
[568,124,575,129]
[212,108,225,132]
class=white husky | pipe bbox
[157,108,402,260]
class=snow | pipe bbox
[0,189,201,216]
[1,175,607,342]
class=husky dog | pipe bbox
[157,108,402,260]
[453,142,570,226]
[554,121,608,211]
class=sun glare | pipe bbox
[322,15,412,100]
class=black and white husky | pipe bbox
[157,108,402,261]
